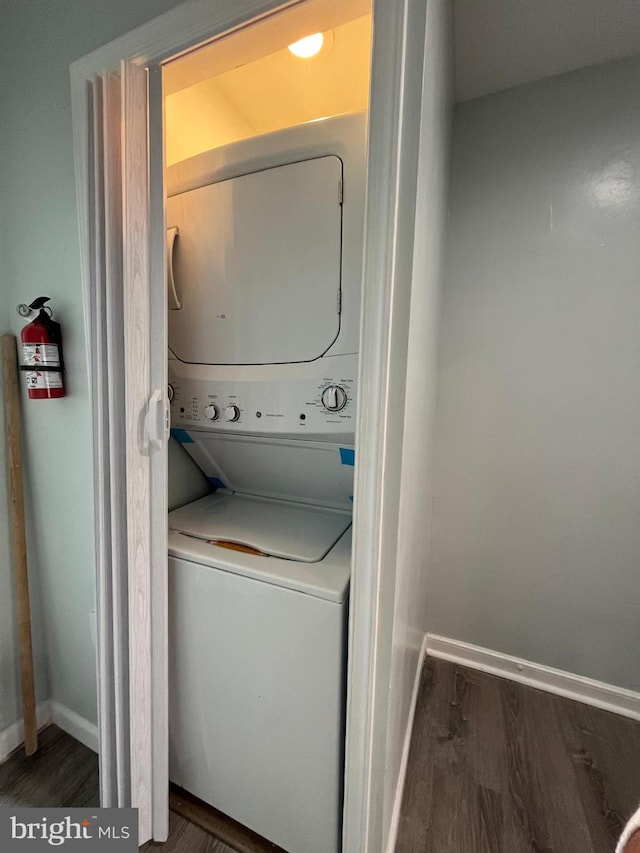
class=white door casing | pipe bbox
[345,1,432,849]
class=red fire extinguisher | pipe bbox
[18,297,65,399]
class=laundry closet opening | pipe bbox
[162,3,371,850]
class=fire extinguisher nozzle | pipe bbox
[28,296,51,311]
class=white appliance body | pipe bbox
[165,114,365,852]
[166,112,366,443]
[168,517,350,853]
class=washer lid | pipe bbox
[168,492,351,564]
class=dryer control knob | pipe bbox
[321,385,348,412]
[224,405,240,422]
[204,403,219,421]
[167,384,175,402]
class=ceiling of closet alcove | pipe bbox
[454,0,640,102]
[164,0,640,162]
[164,0,370,166]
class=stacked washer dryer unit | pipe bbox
[166,112,366,853]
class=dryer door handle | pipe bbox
[167,226,181,310]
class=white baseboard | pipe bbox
[49,700,99,754]
[0,700,98,763]
[385,633,429,853]
[0,702,51,763]
[427,634,640,721]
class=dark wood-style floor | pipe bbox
[0,724,99,808]
[3,664,640,853]
[0,726,270,853]
[396,657,640,853]
[141,788,285,853]
[141,810,237,853]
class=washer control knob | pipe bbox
[321,385,348,412]
[167,384,175,402]
[224,405,240,422]
[204,403,219,421]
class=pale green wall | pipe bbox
[0,0,184,732]
[431,55,640,690]
[0,164,47,731]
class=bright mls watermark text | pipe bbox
[0,809,137,851]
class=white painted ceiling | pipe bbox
[454,0,640,102]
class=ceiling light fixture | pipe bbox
[288,32,324,59]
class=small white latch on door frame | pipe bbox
[146,389,168,450]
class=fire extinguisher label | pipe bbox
[22,343,60,367]
[25,370,64,390]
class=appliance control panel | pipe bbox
[168,355,358,441]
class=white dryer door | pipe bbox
[167,155,343,365]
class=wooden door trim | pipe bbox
[147,63,170,843]
[121,58,154,844]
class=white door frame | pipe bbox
[71,0,430,849]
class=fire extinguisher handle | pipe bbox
[16,297,52,319]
